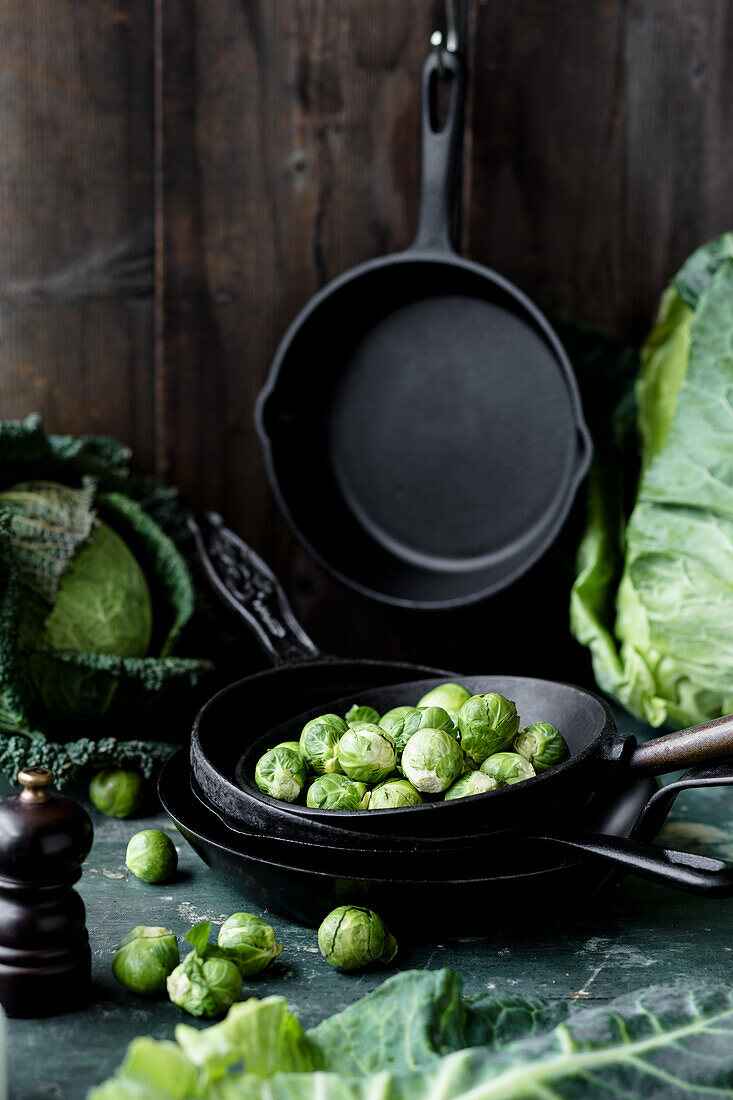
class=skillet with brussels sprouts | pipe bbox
[252,682,569,810]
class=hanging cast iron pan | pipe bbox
[255,38,592,609]
[161,749,733,932]
[187,512,453,851]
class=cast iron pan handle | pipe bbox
[188,512,321,667]
[628,713,733,776]
[632,761,733,842]
[411,47,466,253]
[527,829,733,897]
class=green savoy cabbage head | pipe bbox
[0,471,209,741]
[1,481,152,720]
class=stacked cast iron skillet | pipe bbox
[159,516,733,935]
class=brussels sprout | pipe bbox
[400,727,463,793]
[480,751,536,786]
[217,913,283,977]
[369,778,423,809]
[299,714,348,775]
[254,744,307,802]
[275,740,304,755]
[379,707,423,753]
[345,704,380,726]
[89,769,144,818]
[167,921,242,1018]
[337,723,396,783]
[444,771,498,800]
[126,829,178,884]
[417,705,458,738]
[306,774,370,810]
[457,693,519,764]
[112,925,180,996]
[514,722,569,773]
[318,906,398,971]
[416,682,471,721]
[379,705,413,724]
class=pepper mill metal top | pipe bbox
[18,766,53,803]
[0,766,93,1017]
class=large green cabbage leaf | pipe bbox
[88,969,733,1099]
[571,233,733,728]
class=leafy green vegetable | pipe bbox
[166,922,243,1019]
[176,996,317,1081]
[0,414,216,782]
[308,970,468,1073]
[317,905,398,971]
[112,926,180,997]
[126,829,178,883]
[89,968,733,1100]
[217,914,282,978]
[345,704,380,726]
[571,234,733,727]
[90,768,144,818]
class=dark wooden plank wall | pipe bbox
[1,0,731,680]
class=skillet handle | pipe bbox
[628,713,733,776]
[632,761,733,842]
[528,829,733,897]
[411,48,465,253]
[188,512,321,667]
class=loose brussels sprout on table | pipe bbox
[299,714,347,774]
[401,727,463,793]
[113,925,180,996]
[89,769,144,819]
[480,751,536,786]
[125,829,178,884]
[255,743,307,802]
[458,693,519,764]
[416,682,471,721]
[217,913,282,977]
[369,778,423,809]
[345,704,380,726]
[306,773,370,810]
[250,682,569,810]
[167,921,242,1018]
[337,723,396,783]
[444,770,498,800]
[318,905,398,971]
[514,722,569,772]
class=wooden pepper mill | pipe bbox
[0,767,93,1017]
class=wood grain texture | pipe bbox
[1,1,732,680]
[0,0,155,467]
[469,0,733,340]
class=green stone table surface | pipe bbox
[7,711,733,1099]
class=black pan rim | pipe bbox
[255,250,592,610]
[194,672,617,823]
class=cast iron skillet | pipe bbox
[185,516,733,897]
[195,671,733,895]
[255,44,592,610]
[161,750,733,931]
